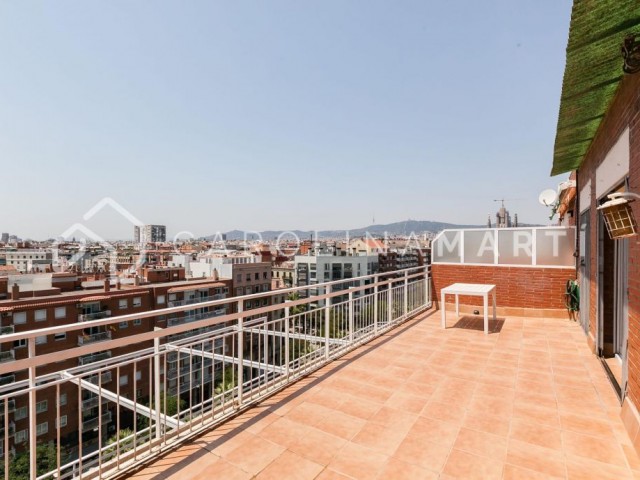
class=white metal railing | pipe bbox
[168,294,226,308]
[0,266,430,480]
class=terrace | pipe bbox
[0,227,636,479]
[128,312,637,480]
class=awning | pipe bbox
[551,0,640,176]
[168,282,225,294]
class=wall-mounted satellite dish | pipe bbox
[538,189,558,206]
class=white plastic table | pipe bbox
[441,283,497,335]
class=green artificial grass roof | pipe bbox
[551,0,640,176]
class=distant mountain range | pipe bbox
[205,219,539,241]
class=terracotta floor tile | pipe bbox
[314,410,367,440]
[442,449,504,479]
[509,418,563,450]
[565,454,634,480]
[506,439,566,477]
[408,416,460,447]
[452,427,507,461]
[255,450,324,480]
[420,399,467,425]
[502,464,562,480]
[314,468,354,480]
[288,426,347,465]
[559,412,616,439]
[375,458,439,479]
[328,442,389,480]
[223,435,286,475]
[334,395,382,420]
[351,421,409,455]
[562,430,628,467]
[462,411,511,437]
[392,435,451,471]
[385,391,430,414]
[186,456,253,480]
[370,405,418,429]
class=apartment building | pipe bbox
[133,225,166,244]
[5,250,53,273]
[0,274,233,457]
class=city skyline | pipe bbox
[0,1,572,239]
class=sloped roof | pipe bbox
[551,0,640,176]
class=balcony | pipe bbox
[79,351,112,366]
[78,331,112,346]
[79,310,112,322]
[168,294,226,308]
[0,351,14,363]
[82,411,112,431]
[0,374,14,386]
[0,326,14,335]
[81,395,109,410]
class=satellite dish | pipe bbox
[539,189,558,206]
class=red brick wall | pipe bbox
[432,264,575,309]
[576,72,640,408]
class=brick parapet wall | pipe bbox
[431,264,575,310]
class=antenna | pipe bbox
[493,199,508,208]
[538,189,558,207]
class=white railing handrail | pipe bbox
[0,266,428,348]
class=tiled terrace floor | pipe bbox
[128,310,640,479]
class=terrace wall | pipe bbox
[431,264,575,313]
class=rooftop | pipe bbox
[127,311,637,480]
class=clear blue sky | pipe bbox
[0,1,572,240]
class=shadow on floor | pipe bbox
[451,315,505,333]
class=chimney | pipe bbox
[11,283,19,300]
[134,276,140,286]
[116,278,121,290]
[212,269,219,281]
[104,278,110,292]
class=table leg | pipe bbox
[455,294,459,317]
[441,292,446,329]
[492,290,497,321]
[483,294,489,334]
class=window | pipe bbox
[263,272,268,279]
[36,400,48,413]
[14,338,26,348]
[15,406,27,420]
[133,319,142,326]
[255,273,259,280]
[120,375,128,386]
[157,295,165,305]
[35,309,46,322]
[59,393,67,406]
[13,312,26,324]
[35,335,47,345]
[136,370,142,381]
[54,307,66,319]
[119,299,127,309]
[168,293,177,301]
[36,422,48,436]
[54,333,66,341]
[136,388,143,399]
[119,322,128,329]
[236,288,243,296]
[15,429,27,444]
[57,415,67,428]
[133,297,142,307]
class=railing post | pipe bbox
[324,285,331,360]
[373,274,379,335]
[28,337,36,480]
[387,279,393,323]
[348,288,354,343]
[154,328,161,440]
[236,299,244,405]
[424,266,430,307]
[404,270,409,318]
[284,303,290,378]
